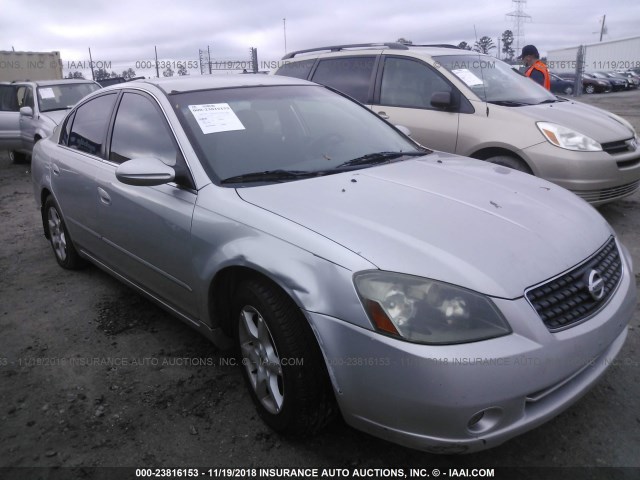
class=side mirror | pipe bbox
[20,106,33,117]
[430,91,453,110]
[116,157,175,186]
[395,125,412,137]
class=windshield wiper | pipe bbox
[536,99,559,104]
[487,100,531,107]
[220,169,316,184]
[335,151,427,169]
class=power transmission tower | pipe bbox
[506,0,532,59]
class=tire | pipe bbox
[563,86,573,95]
[9,151,29,164]
[233,278,335,435]
[584,84,595,94]
[485,155,532,174]
[43,196,85,269]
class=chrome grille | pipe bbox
[526,238,622,331]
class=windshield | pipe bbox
[172,85,424,184]
[37,83,101,112]
[434,54,557,105]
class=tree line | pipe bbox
[398,30,517,61]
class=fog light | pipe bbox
[467,407,503,433]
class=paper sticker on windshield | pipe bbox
[188,103,245,134]
[452,69,484,87]
[39,88,55,99]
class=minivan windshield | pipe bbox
[37,83,101,112]
[172,85,425,185]
[434,55,557,105]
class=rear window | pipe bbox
[310,56,376,103]
[275,59,315,80]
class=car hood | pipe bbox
[522,100,635,143]
[236,155,612,298]
[40,110,68,125]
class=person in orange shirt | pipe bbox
[519,45,550,90]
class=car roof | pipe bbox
[125,74,316,94]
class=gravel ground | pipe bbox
[1,90,639,479]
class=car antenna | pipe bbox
[473,25,489,117]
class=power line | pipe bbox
[506,0,532,58]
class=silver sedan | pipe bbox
[31,75,635,453]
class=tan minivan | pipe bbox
[274,43,640,205]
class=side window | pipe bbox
[109,93,179,167]
[311,56,376,103]
[275,59,315,80]
[15,86,28,108]
[23,87,34,109]
[60,111,76,146]
[380,57,452,109]
[0,85,19,112]
[68,93,117,156]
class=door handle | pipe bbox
[377,111,389,119]
[52,164,60,175]
[97,187,111,205]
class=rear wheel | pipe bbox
[485,155,532,174]
[563,86,573,95]
[44,196,85,269]
[233,278,335,435]
[584,84,595,94]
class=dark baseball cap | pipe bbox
[518,45,539,59]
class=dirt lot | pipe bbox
[1,90,639,479]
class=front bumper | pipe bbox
[305,252,635,453]
[521,141,640,205]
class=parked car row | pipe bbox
[556,70,640,94]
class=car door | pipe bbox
[53,92,119,254]
[19,85,37,152]
[371,55,460,152]
[95,90,198,318]
[0,84,21,151]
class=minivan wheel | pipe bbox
[9,151,28,164]
[44,197,84,269]
[485,155,532,174]
[584,84,595,94]
[233,278,335,435]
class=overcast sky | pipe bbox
[2,0,639,77]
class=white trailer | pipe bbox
[547,35,640,74]
[0,51,63,82]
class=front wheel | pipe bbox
[233,278,335,435]
[44,197,85,269]
[584,84,595,94]
[563,86,574,95]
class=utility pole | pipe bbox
[283,18,287,54]
[599,15,606,42]
[155,46,160,78]
[208,45,212,74]
[88,47,95,80]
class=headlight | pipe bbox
[536,122,602,151]
[354,271,511,345]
